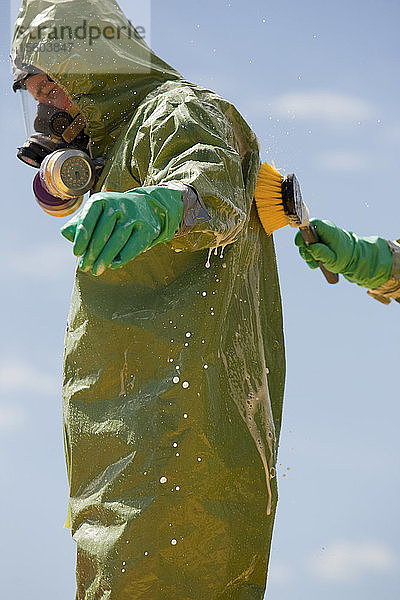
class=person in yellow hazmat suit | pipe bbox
[11,1,285,598]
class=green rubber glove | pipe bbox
[61,187,184,276]
[294,218,393,289]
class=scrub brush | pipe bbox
[254,162,339,284]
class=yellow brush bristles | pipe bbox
[254,161,290,235]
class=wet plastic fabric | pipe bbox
[12,1,285,598]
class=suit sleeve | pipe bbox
[130,86,254,252]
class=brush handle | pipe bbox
[300,225,339,285]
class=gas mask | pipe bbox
[17,87,103,217]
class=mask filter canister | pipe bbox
[33,149,95,217]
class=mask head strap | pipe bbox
[62,113,86,143]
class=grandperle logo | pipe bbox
[21,19,146,47]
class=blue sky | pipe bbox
[1,1,400,599]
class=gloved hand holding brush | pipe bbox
[253,162,400,301]
[295,219,395,290]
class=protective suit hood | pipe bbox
[11,0,182,155]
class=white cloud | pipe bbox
[0,404,26,432]
[6,243,76,280]
[271,91,374,122]
[318,151,369,172]
[310,540,397,582]
[0,359,58,396]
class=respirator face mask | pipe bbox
[17,87,100,217]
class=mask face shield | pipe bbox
[16,85,90,169]
[17,88,73,168]
[19,88,38,139]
